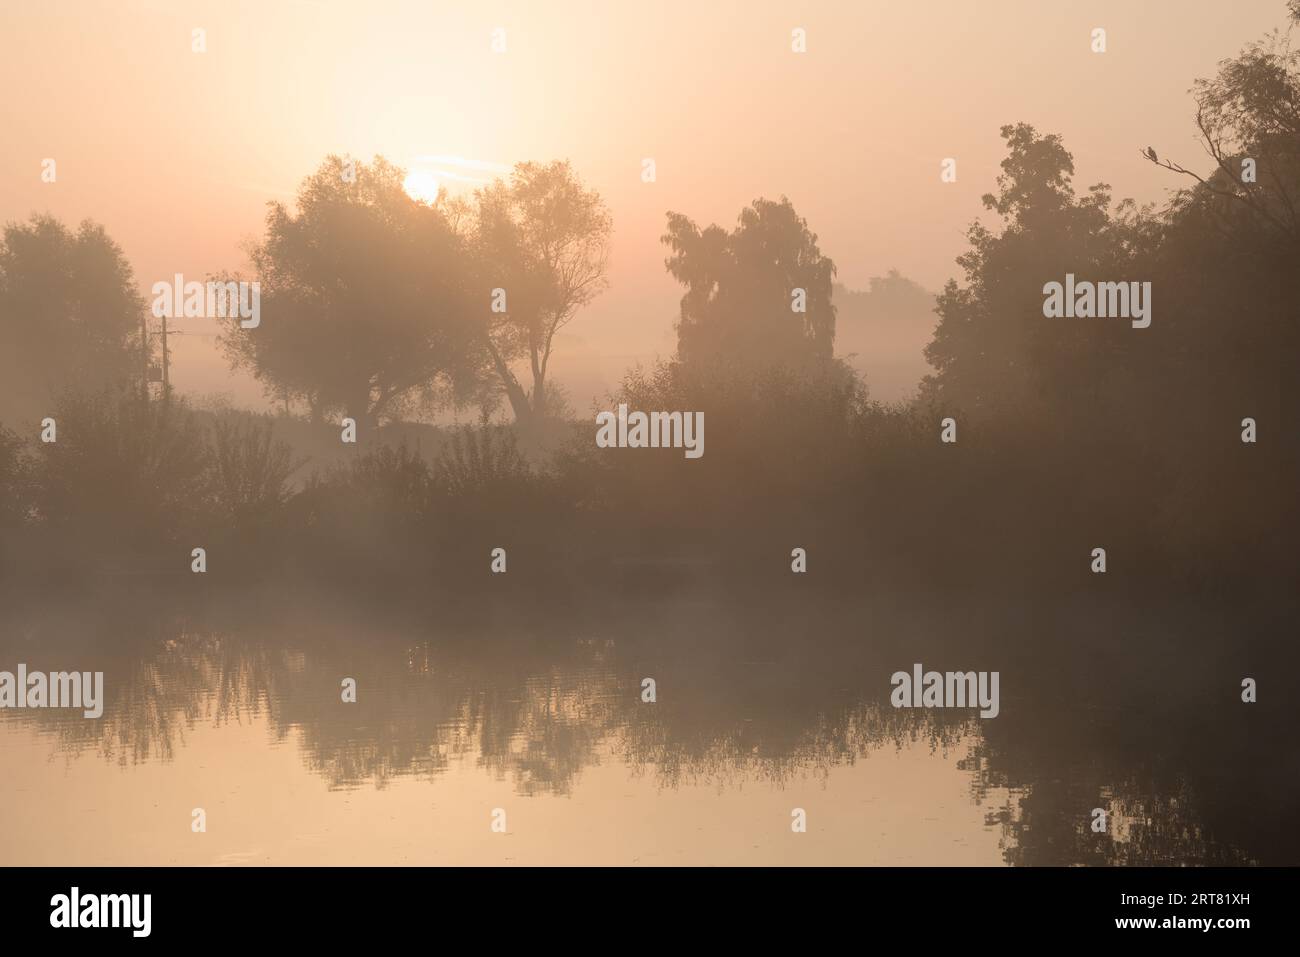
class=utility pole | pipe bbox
[141,310,150,401]
[161,313,172,406]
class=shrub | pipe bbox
[32,390,207,550]
[205,414,300,526]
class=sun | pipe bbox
[402,170,441,205]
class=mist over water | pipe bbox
[0,579,1291,866]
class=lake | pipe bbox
[0,583,1289,866]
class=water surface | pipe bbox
[0,587,1287,866]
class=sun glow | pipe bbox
[402,170,441,205]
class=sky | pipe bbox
[0,0,1288,407]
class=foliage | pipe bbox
[0,216,145,423]
[220,156,485,427]
[663,197,836,373]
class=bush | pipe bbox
[32,390,208,551]
[205,414,300,526]
[431,426,532,499]
[0,426,30,528]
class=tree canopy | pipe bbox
[463,160,612,426]
[0,215,144,423]
[663,197,837,375]
[221,155,485,427]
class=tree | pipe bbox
[1143,12,1300,248]
[922,124,1141,425]
[1135,6,1300,532]
[0,215,145,423]
[221,156,485,428]
[661,197,836,374]
[466,161,612,426]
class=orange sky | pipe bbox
[1,0,1286,407]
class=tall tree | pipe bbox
[922,124,1139,425]
[221,156,485,428]
[662,197,837,373]
[1144,12,1300,248]
[467,161,612,426]
[1135,4,1300,487]
[0,215,145,422]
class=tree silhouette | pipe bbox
[221,156,486,428]
[663,197,837,374]
[922,124,1139,427]
[0,215,145,423]
[463,161,611,427]
[1144,23,1300,246]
